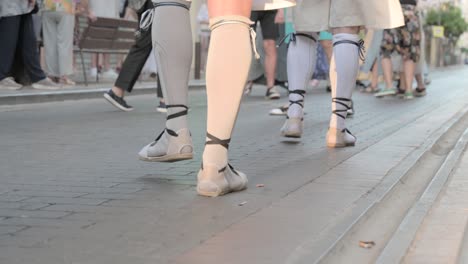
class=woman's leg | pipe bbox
[401,5,421,99]
[370,61,379,90]
[197,0,253,197]
[381,57,394,89]
[327,26,360,148]
[414,72,427,97]
[403,59,415,98]
[320,34,333,92]
[19,14,47,83]
[320,39,333,63]
[42,12,60,78]
[138,0,194,162]
[57,13,75,77]
[103,54,111,71]
[90,54,100,77]
[415,73,424,89]
[375,28,398,97]
[281,31,318,138]
[399,71,406,91]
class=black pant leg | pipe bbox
[114,25,153,92]
[0,16,21,80]
[156,74,163,98]
[18,13,46,82]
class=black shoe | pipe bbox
[396,87,405,98]
[103,90,134,112]
[414,87,427,97]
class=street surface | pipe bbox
[0,66,468,264]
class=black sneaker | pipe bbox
[103,90,134,111]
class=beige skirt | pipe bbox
[294,0,404,32]
[252,0,296,11]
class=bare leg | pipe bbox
[399,71,406,91]
[103,54,111,71]
[90,54,99,76]
[263,39,277,88]
[381,57,394,89]
[415,72,424,89]
[320,39,333,63]
[321,39,333,92]
[370,61,379,90]
[111,86,125,97]
[414,72,427,97]
[403,59,415,93]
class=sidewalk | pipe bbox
[0,78,206,105]
[0,65,462,106]
[402,138,468,264]
[0,66,467,264]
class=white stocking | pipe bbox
[329,33,360,130]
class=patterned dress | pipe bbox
[381,3,421,62]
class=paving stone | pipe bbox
[0,68,467,263]
[0,202,23,209]
[80,193,138,200]
[21,197,109,206]
[0,217,91,229]
[1,184,143,194]
[10,190,88,198]
[0,209,71,219]
[0,225,28,236]
[0,195,30,202]
[18,203,51,210]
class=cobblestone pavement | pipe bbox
[0,67,467,263]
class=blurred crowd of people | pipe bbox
[1,0,429,99]
[246,0,429,114]
[0,0,159,90]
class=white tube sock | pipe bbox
[152,0,192,132]
[202,15,254,168]
[286,33,317,119]
[329,33,360,130]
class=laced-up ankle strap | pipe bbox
[150,104,189,144]
[205,133,230,149]
[138,2,190,35]
[288,90,305,108]
[153,2,190,10]
[151,128,177,146]
[332,97,352,120]
[286,90,305,120]
[166,104,188,120]
[277,32,317,47]
[333,39,366,61]
[202,133,238,174]
[343,128,355,137]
